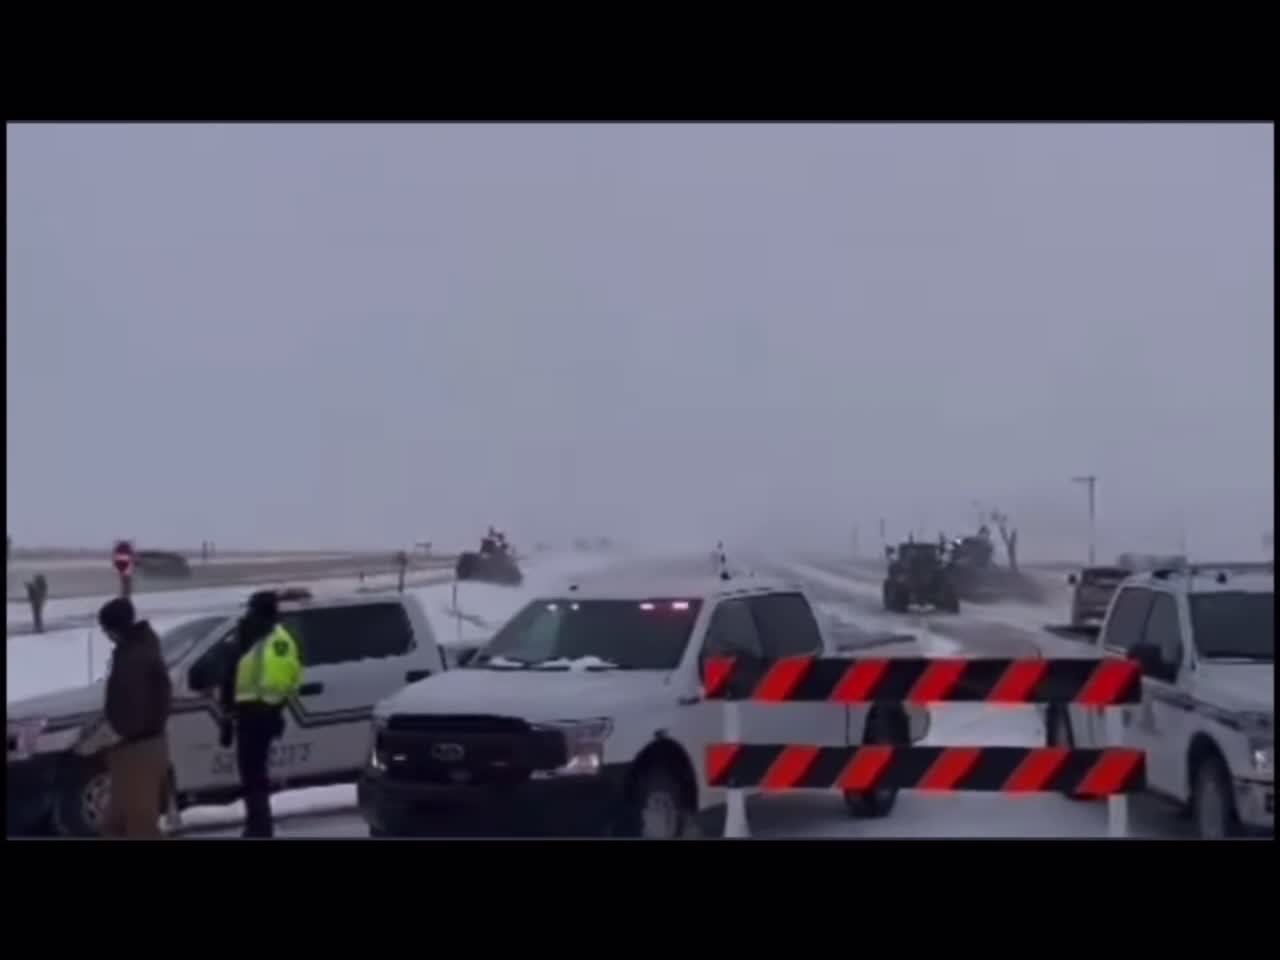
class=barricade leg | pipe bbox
[1106,708,1129,838]
[723,702,750,838]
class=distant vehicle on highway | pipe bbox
[360,572,931,838]
[882,540,960,613]
[1067,565,1132,629]
[455,528,523,586]
[134,550,192,579]
[7,590,447,837]
[1045,565,1273,839]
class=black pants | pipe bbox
[235,703,284,838]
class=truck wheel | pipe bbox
[52,755,110,837]
[1192,753,1239,839]
[939,588,960,614]
[844,710,906,819]
[618,765,694,839]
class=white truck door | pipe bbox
[270,600,443,787]
[744,592,845,748]
[1127,592,1193,797]
[170,622,241,795]
[680,598,764,809]
[1085,586,1154,748]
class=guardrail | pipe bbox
[704,654,1144,839]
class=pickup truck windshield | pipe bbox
[474,598,703,670]
[160,615,229,667]
[1190,592,1273,661]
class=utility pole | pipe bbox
[1071,475,1097,566]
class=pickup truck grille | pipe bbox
[386,714,529,735]
[379,714,567,786]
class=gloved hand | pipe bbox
[218,719,234,749]
[73,720,121,757]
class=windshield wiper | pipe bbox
[1202,652,1273,662]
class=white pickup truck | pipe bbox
[1045,566,1273,838]
[7,590,446,836]
[359,572,931,838]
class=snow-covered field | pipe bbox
[8,548,1197,839]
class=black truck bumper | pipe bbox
[358,764,630,837]
[6,753,62,836]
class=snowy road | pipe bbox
[146,550,1201,840]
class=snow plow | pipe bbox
[454,528,524,586]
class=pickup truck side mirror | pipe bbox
[884,546,895,559]
[1130,644,1171,680]
[1067,573,1078,585]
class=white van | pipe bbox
[7,590,445,836]
[359,573,931,838]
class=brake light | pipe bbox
[672,601,691,611]
[639,602,656,611]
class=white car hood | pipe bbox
[1193,663,1274,714]
[8,681,106,726]
[377,667,676,723]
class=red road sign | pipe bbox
[112,541,134,575]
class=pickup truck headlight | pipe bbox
[541,718,613,777]
[1250,742,1273,777]
[7,718,83,761]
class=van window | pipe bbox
[748,593,822,658]
[286,603,414,667]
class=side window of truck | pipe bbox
[1137,594,1183,682]
[701,599,764,667]
[748,592,823,658]
[1101,587,1154,654]
[289,604,415,667]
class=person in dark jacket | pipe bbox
[98,597,173,837]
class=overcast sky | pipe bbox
[6,123,1273,559]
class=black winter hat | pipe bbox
[98,597,136,633]
[247,590,279,621]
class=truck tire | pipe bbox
[1191,752,1240,839]
[52,755,110,837]
[844,709,906,819]
[617,764,694,839]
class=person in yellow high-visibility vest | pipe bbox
[218,591,303,837]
